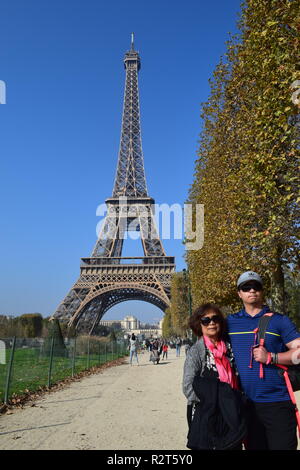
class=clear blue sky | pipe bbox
[0,0,241,323]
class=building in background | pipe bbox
[99,320,122,328]
[121,315,140,330]
[99,315,162,338]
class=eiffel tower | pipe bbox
[52,35,175,334]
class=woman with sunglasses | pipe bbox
[182,303,246,450]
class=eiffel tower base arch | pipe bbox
[52,258,174,335]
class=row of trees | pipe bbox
[0,314,46,338]
[186,0,299,318]
[0,313,161,340]
[162,272,191,337]
[0,314,122,340]
[0,314,77,339]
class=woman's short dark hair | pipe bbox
[188,303,226,339]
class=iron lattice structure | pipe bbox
[52,36,175,334]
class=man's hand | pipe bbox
[253,345,268,364]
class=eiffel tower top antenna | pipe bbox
[111,33,145,198]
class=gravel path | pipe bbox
[1,348,299,450]
[0,348,188,450]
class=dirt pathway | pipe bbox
[0,348,188,450]
[1,348,299,450]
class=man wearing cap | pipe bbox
[227,271,300,450]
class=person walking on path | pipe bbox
[150,339,160,364]
[129,333,139,366]
[162,342,168,360]
[176,337,182,357]
[182,303,246,450]
[227,271,300,450]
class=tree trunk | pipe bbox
[270,247,286,314]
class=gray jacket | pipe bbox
[182,337,206,405]
[182,337,237,405]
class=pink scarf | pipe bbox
[203,336,238,389]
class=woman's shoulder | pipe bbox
[183,338,206,377]
[188,338,206,357]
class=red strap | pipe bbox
[259,338,265,378]
[256,313,274,378]
[249,328,258,369]
[254,313,300,437]
[277,365,300,437]
[259,363,264,378]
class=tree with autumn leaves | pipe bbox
[162,272,190,337]
[186,0,300,315]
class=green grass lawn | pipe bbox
[0,345,128,403]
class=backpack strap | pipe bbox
[257,313,274,344]
[257,313,274,378]
[277,365,300,437]
[257,314,300,437]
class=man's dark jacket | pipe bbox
[187,375,247,450]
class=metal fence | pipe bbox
[0,336,128,404]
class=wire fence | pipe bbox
[0,336,128,404]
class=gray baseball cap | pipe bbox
[237,271,263,289]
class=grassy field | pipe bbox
[0,344,127,403]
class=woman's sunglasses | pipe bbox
[200,315,221,326]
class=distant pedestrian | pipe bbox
[149,339,160,364]
[176,337,182,357]
[129,334,139,366]
[162,343,168,360]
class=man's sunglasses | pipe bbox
[239,282,262,292]
[200,315,221,326]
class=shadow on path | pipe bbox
[0,422,71,436]
[45,395,101,404]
